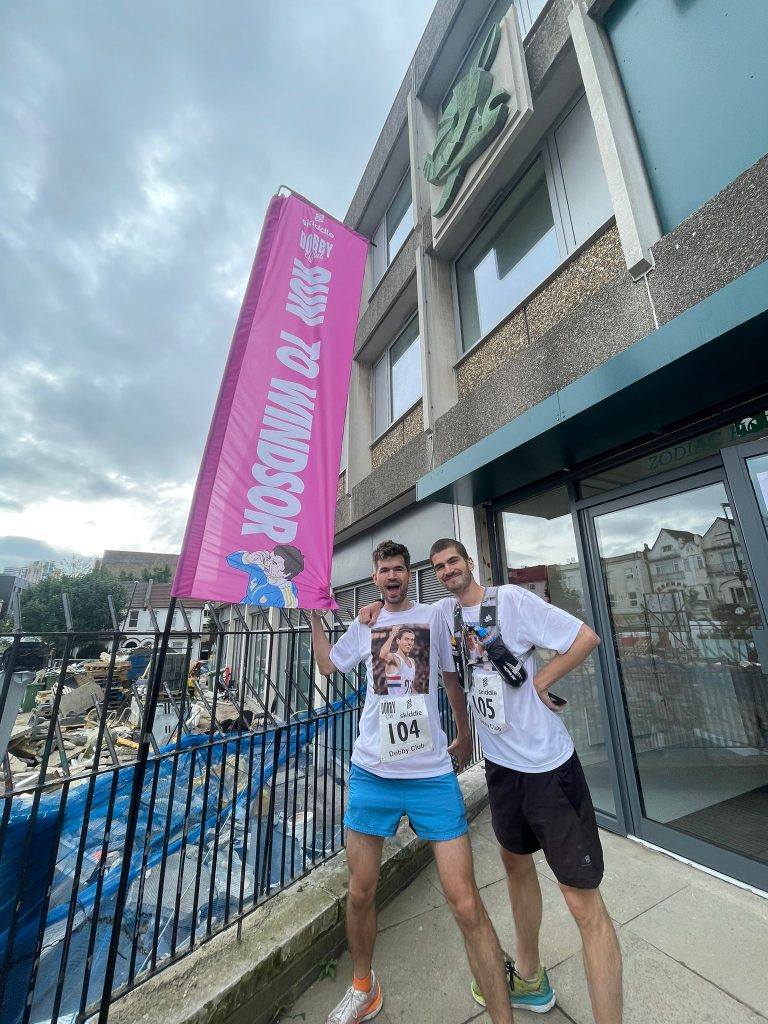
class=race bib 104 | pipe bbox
[378,694,433,762]
[469,670,508,734]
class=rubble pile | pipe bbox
[2,651,265,793]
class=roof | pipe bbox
[658,529,697,544]
[99,550,179,574]
[122,582,206,610]
[508,565,548,583]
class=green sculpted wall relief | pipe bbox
[423,24,511,217]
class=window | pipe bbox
[447,0,548,93]
[697,556,705,569]
[386,174,412,264]
[371,171,413,286]
[127,610,139,628]
[625,568,634,578]
[497,485,613,815]
[514,0,548,35]
[457,158,558,350]
[334,570,425,618]
[373,316,422,437]
[662,545,673,552]
[455,94,612,352]
[416,564,444,604]
[628,591,638,607]
[655,561,681,576]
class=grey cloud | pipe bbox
[1,0,435,553]
[0,535,78,569]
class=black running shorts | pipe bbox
[484,752,604,889]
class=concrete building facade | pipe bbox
[330,0,768,890]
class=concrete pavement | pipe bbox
[282,808,768,1024]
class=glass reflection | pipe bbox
[594,482,768,863]
[500,488,615,815]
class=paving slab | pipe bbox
[288,900,472,1024]
[377,862,446,929]
[472,1007,572,1024]
[279,790,768,1024]
[476,874,584,969]
[626,882,768,1018]
[592,836,691,925]
[551,927,768,1024]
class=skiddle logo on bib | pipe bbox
[370,624,430,696]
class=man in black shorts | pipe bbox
[361,540,622,1022]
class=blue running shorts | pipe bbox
[344,764,468,841]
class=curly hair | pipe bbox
[372,539,411,570]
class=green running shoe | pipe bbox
[471,957,556,1013]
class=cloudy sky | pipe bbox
[0,0,435,571]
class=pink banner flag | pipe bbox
[173,192,367,609]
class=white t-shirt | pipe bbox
[330,602,454,779]
[436,586,582,773]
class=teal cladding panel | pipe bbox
[605,0,768,233]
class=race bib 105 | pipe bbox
[469,670,508,734]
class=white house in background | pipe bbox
[121,582,207,660]
[645,528,711,604]
[702,516,754,608]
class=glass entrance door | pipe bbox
[497,486,618,821]
[590,471,768,879]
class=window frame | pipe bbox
[441,1,550,117]
[371,169,413,288]
[452,91,612,358]
[385,171,413,265]
[372,313,422,440]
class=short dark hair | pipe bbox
[372,539,411,570]
[273,544,304,579]
[429,537,470,562]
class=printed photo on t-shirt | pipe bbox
[371,624,430,695]
[463,622,494,667]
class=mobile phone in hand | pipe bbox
[548,691,567,707]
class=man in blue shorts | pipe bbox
[361,539,622,1023]
[310,539,513,1024]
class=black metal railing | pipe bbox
[0,595,477,1024]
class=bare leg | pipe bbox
[560,884,622,1024]
[499,848,542,979]
[344,830,385,978]
[432,834,514,1024]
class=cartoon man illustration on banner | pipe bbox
[226,544,305,607]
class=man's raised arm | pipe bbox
[378,625,400,667]
[310,611,338,676]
